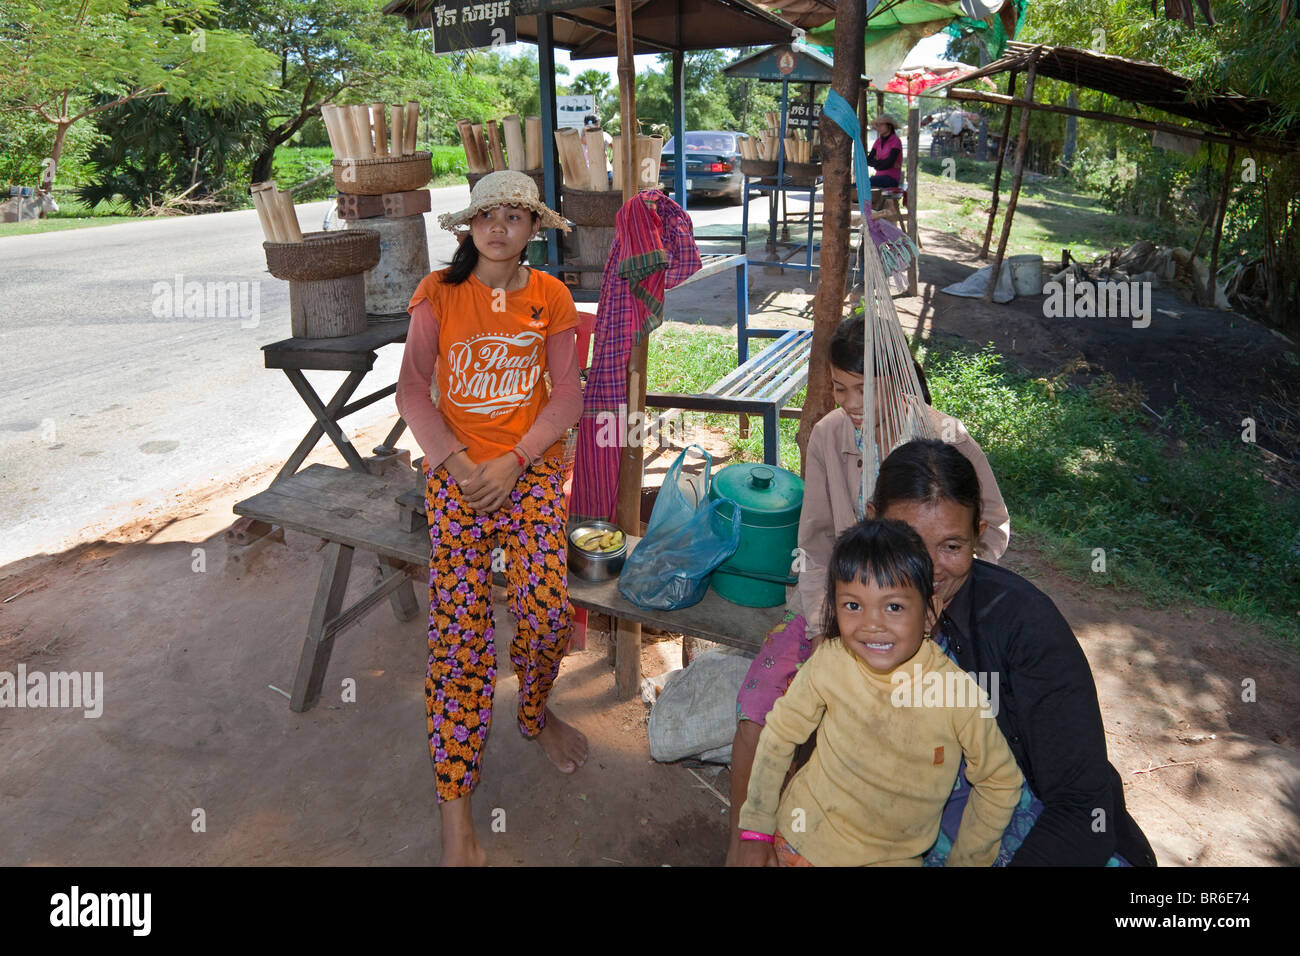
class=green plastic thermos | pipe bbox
[707,463,804,607]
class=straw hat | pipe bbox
[437,170,570,234]
[872,113,899,133]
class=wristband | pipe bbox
[739,830,774,844]
[511,448,527,469]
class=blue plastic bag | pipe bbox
[617,445,741,611]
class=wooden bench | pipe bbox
[233,463,778,711]
[645,328,812,466]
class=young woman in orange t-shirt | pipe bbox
[396,172,585,866]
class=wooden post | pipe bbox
[1206,143,1235,307]
[906,105,920,296]
[613,0,642,701]
[798,0,866,467]
[980,71,1017,260]
[984,60,1036,303]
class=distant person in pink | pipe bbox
[867,114,903,188]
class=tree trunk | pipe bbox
[44,121,73,191]
[251,144,276,185]
[797,0,866,471]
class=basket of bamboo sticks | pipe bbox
[740,159,777,179]
[457,115,546,181]
[321,101,432,195]
[561,187,624,227]
[263,230,380,282]
[330,153,432,196]
[781,161,822,186]
[250,182,376,339]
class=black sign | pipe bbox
[786,101,823,130]
[421,1,516,53]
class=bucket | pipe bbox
[344,214,430,315]
[707,463,804,608]
[1009,254,1044,296]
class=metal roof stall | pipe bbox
[382,0,798,699]
[723,43,863,271]
[385,0,798,265]
[926,41,1300,305]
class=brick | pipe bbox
[336,193,384,220]
[383,189,432,219]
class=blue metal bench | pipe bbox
[645,328,812,466]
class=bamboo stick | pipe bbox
[276,189,304,243]
[585,127,609,191]
[371,103,389,156]
[320,105,344,159]
[404,101,419,154]
[524,116,543,170]
[470,123,488,171]
[331,104,359,159]
[250,183,280,242]
[348,105,373,156]
[486,120,507,171]
[557,128,587,187]
[502,115,525,171]
[456,120,480,173]
[611,135,624,191]
[641,135,663,187]
[390,106,405,157]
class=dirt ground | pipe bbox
[2,228,1298,866]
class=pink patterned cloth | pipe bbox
[568,191,700,522]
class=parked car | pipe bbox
[658,131,745,204]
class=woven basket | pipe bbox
[561,186,622,227]
[264,230,381,282]
[781,161,822,187]
[740,159,777,179]
[468,168,546,197]
[332,152,433,196]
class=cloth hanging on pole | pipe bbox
[569,190,701,523]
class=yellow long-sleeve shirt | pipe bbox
[738,638,1024,866]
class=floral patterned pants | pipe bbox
[423,458,572,803]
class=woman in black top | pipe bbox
[869,439,1156,865]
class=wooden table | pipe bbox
[261,319,410,485]
[234,464,776,711]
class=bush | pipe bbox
[0,110,102,189]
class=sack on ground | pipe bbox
[648,650,753,762]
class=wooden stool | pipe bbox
[872,185,907,228]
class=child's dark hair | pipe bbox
[828,315,931,404]
[872,439,982,537]
[822,519,935,639]
[441,210,538,285]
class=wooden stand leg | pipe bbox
[382,556,420,622]
[291,541,354,712]
[615,618,641,700]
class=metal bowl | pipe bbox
[567,519,628,582]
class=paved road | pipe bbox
[0,186,769,564]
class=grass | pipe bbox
[923,342,1299,644]
[0,192,144,238]
[646,323,804,476]
[913,156,1189,263]
[646,324,1300,644]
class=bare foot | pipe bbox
[439,795,488,867]
[535,708,588,773]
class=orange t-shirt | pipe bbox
[408,268,579,463]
